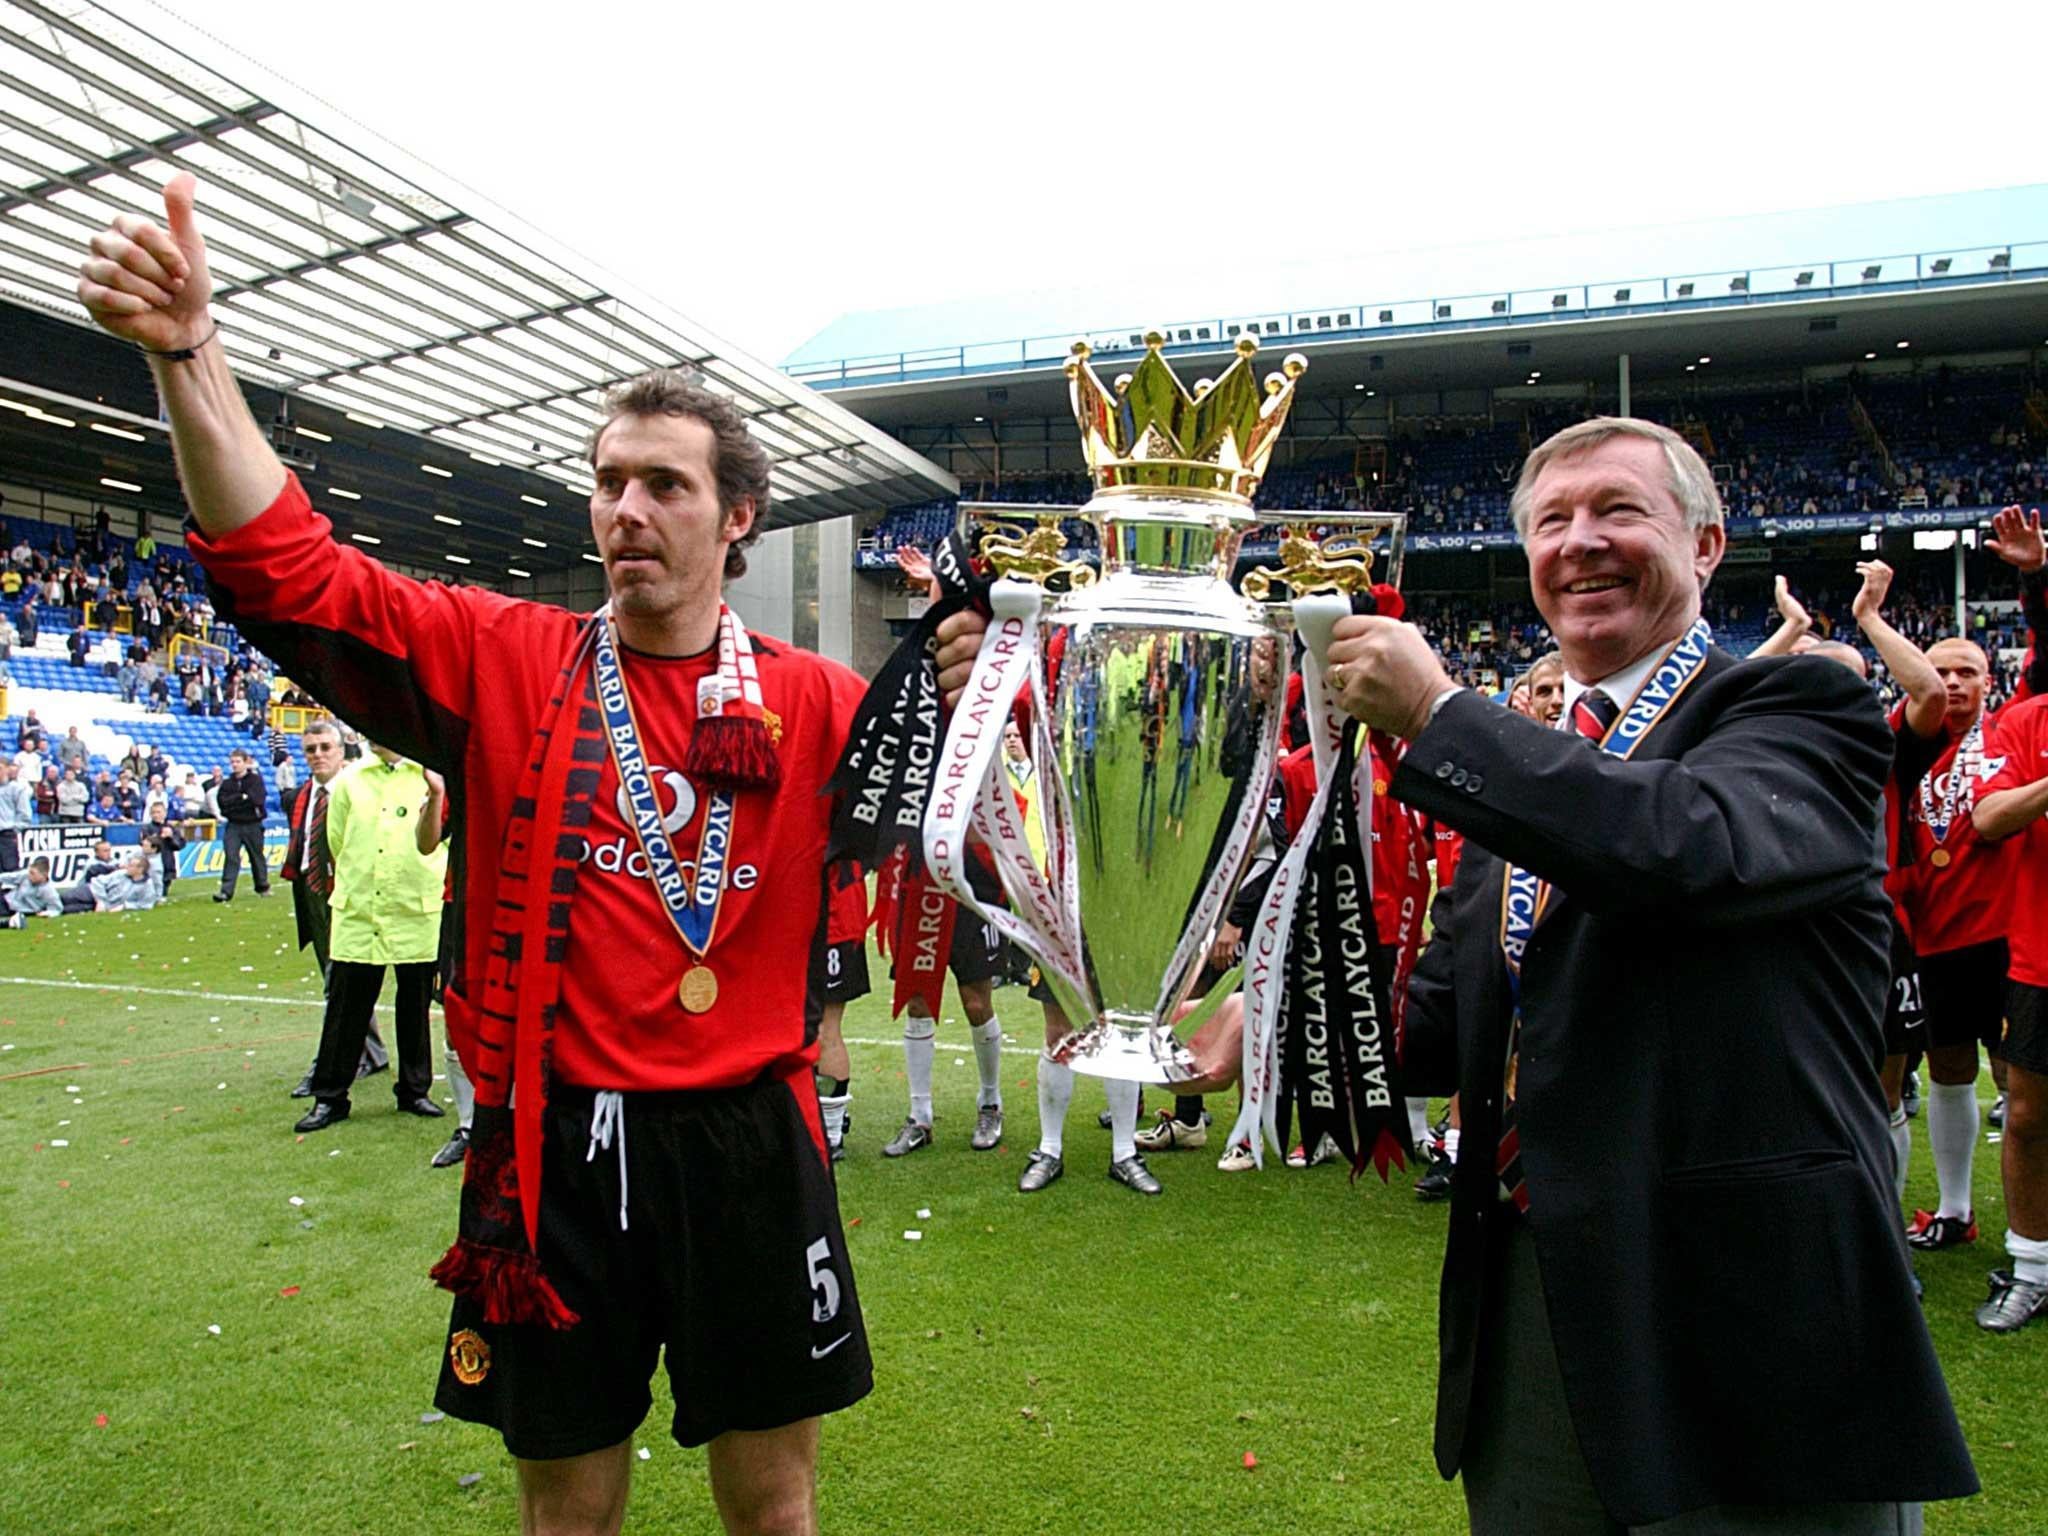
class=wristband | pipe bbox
[141,322,217,362]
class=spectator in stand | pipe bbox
[3,857,64,926]
[88,788,124,824]
[115,773,141,820]
[14,709,43,752]
[116,654,138,702]
[16,594,37,648]
[92,589,119,630]
[0,761,29,873]
[145,745,168,784]
[55,767,88,823]
[90,851,162,913]
[55,727,87,776]
[148,670,170,713]
[119,742,146,782]
[143,774,167,822]
[32,765,58,821]
[67,625,89,668]
[212,746,270,902]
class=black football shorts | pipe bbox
[1917,938,2009,1055]
[2001,980,2048,1076]
[434,1075,872,1458]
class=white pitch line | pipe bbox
[0,976,1045,1055]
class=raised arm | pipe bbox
[417,769,449,857]
[1851,559,1944,738]
[1987,504,2048,699]
[1392,657,1890,926]
[1750,574,1813,659]
[75,174,282,535]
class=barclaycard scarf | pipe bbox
[429,606,779,1329]
[826,527,989,877]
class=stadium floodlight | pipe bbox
[1795,271,1814,286]
[1729,276,1749,293]
[1930,258,1952,274]
[1435,305,1452,319]
[1613,287,1631,302]
[522,537,548,548]
[1550,293,1568,308]
[351,532,382,545]
[1491,299,1508,315]
[421,464,453,478]
[434,514,463,526]
[445,554,472,566]
[1861,265,1882,280]
[508,568,531,579]
[1675,283,1694,298]
[1990,253,2011,270]
[91,423,147,442]
[99,477,141,493]
[1353,383,1366,391]
[520,495,548,507]
[328,488,362,501]
[1378,309,1393,323]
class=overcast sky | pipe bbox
[159,0,2046,364]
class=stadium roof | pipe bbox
[0,0,955,532]
[785,184,2048,384]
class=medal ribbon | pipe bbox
[1919,715,1984,845]
[593,613,733,964]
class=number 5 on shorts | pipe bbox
[806,1236,842,1324]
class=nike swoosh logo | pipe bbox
[811,1333,852,1360]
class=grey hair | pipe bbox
[1510,417,1724,539]
[302,717,342,742]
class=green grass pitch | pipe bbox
[2,883,2043,1534]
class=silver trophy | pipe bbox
[941,333,1403,1083]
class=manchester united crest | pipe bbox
[449,1328,491,1386]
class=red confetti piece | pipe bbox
[119,1138,131,1146]
[1243,1452,1259,1470]
[93,1414,108,1428]
[279,1285,300,1298]
[848,1217,862,1227]
[57,1180,70,1189]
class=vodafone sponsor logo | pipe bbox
[581,765,759,890]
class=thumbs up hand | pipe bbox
[76,171,212,354]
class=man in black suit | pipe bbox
[280,719,385,1097]
[212,747,270,902]
[1325,417,1976,1534]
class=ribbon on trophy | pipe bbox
[826,526,991,875]
[1284,721,1405,1179]
[923,579,1090,1008]
[1227,591,1405,1177]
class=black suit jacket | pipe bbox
[1396,647,1976,1525]
[281,780,329,957]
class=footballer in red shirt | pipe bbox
[79,175,989,1534]
[1972,687,2048,1330]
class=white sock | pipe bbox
[1927,1080,1979,1220]
[1888,1104,1911,1203]
[904,1014,936,1127]
[1036,1055,1074,1157]
[2008,1229,2048,1287]
[1104,1078,1140,1163]
[1443,1126,1462,1163]
[446,1047,475,1131]
[971,1017,1004,1110]
[819,1087,850,1146]
[1406,1097,1430,1147]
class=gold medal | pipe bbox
[679,964,719,1013]
[1930,848,1952,868]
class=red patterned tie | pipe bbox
[1571,687,1618,743]
[1498,687,1620,1212]
[305,786,333,898]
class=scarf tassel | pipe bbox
[429,1238,582,1329]
[684,714,780,792]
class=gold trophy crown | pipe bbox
[1066,333,1309,505]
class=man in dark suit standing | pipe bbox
[281,718,386,1098]
[1325,417,1976,1534]
[212,746,270,902]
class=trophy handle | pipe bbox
[1237,512,1406,606]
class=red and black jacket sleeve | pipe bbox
[187,474,567,777]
